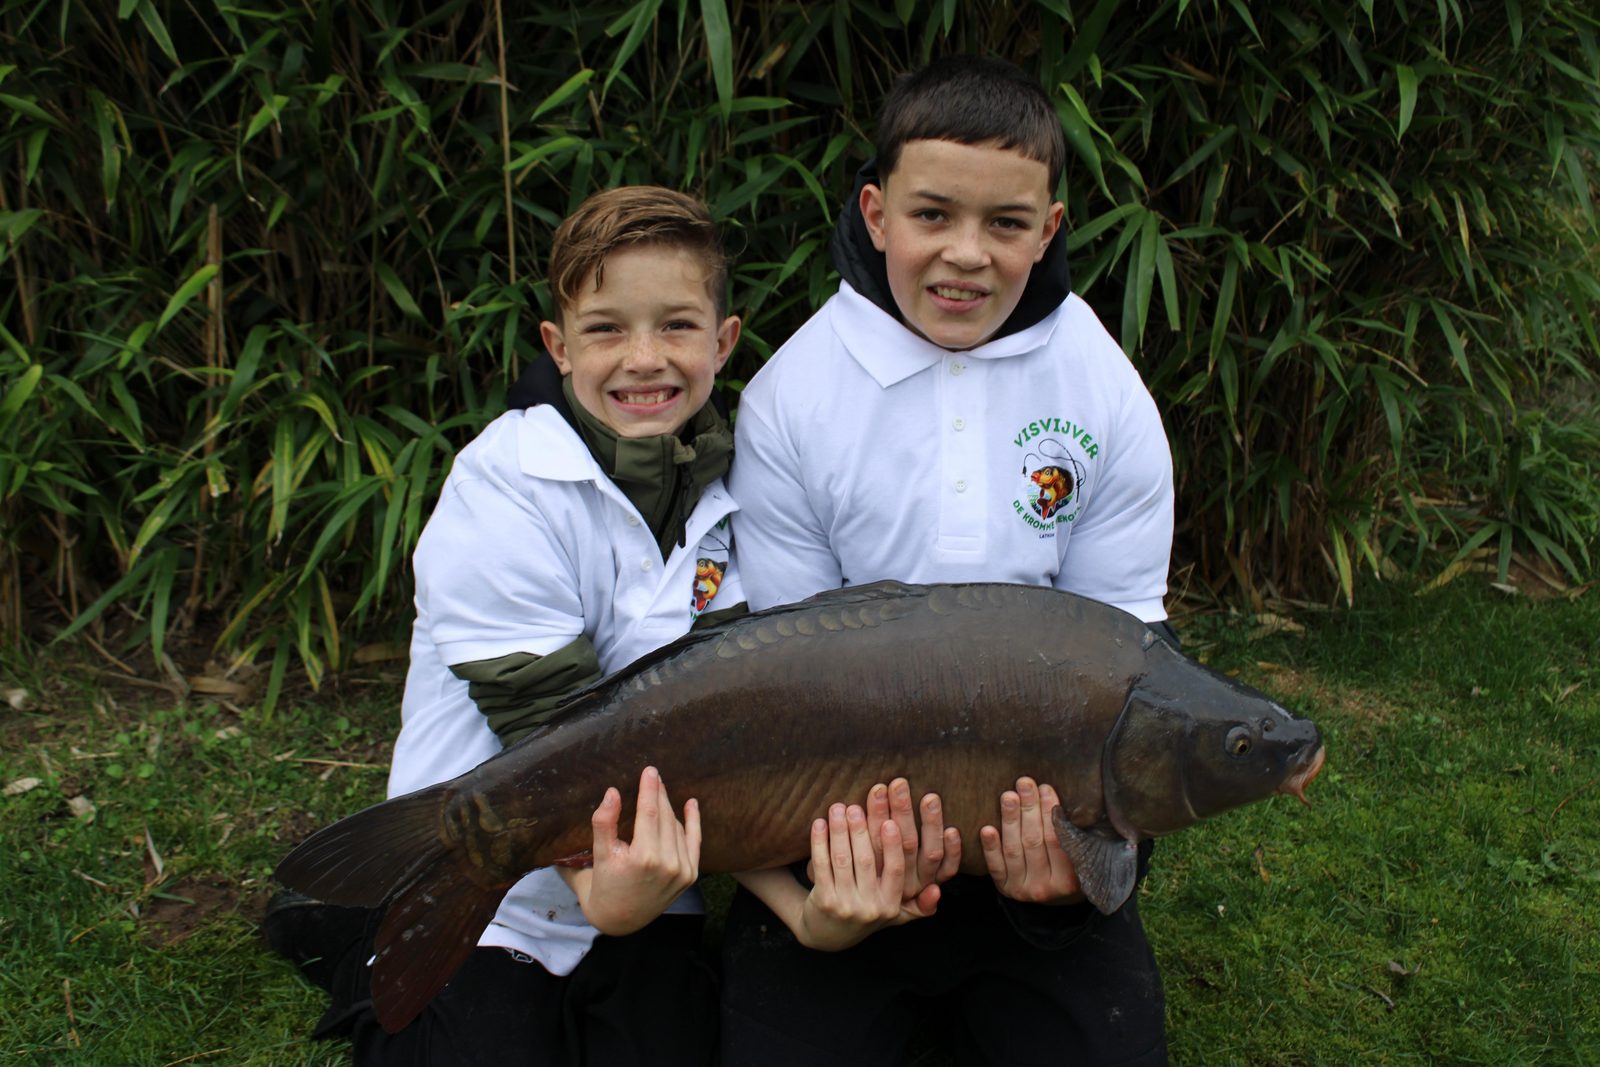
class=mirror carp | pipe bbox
[276,580,1324,1031]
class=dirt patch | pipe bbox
[140,877,270,947]
[1248,663,1399,726]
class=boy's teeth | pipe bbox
[617,389,673,404]
[933,286,979,300]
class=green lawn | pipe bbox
[2,579,1595,1065]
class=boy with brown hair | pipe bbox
[270,185,739,1065]
[725,56,1177,1065]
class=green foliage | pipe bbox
[1,1,1597,689]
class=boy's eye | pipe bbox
[664,320,701,331]
[582,323,620,334]
[993,216,1027,231]
[913,209,946,223]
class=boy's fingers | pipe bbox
[829,804,853,878]
[809,817,832,891]
[878,819,906,907]
[591,787,622,858]
[1038,784,1063,846]
[681,797,702,866]
[916,792,946,883]
[979,824,1007,886]
[847,804,876,885]
[864,783,890,867]
[889,779,919,859]
[1015,776,1046,852]
[938,827,964,881]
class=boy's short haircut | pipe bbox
[548,185,729,318]
[874,55,1066,191]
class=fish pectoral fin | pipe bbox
[1051,808,1139,915]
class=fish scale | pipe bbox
[276,580,1324,1032]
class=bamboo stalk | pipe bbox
[493,0,516,284]
[2,145,38,345]
[187,204,224,617]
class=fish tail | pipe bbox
[370,859,508,1032]
[276,784,520,1032]
[274,786,452,907]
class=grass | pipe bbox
[1,578,1596,1065]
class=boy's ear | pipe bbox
[539,320,572,375]
[860,183,889,252]
[713,315,741,372]
[1035,201,1066,263]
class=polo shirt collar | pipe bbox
[832,281,1065,388]
[516,406,605,482]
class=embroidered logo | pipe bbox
[690,522,731,618]
[1012,418,1097,534]
[692,558,725,615]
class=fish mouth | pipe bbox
[1278,744,1326,807]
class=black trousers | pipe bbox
[309,914,716,1066]
[719,873,1167,1067]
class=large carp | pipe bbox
[276,581,1324,1031]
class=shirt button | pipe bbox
[949,362,965,375]
[953,417,966,431]
[626,515,641,527]
[954,479,968,493]
[640,558,653,572]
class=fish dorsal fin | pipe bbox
[1051,808,1140,915]
[503,581,936,741]
[812,579,922,601]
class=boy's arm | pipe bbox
[417,474,591,690]
[729,399,843,610]
[1053,386,1175,622]
[449,641,603,746]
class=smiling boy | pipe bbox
[270,187,741,1066]
[724,57,1176,1065]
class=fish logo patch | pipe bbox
[1012,418,1096,535]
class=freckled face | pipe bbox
[862,139,1064,351]
[540,244,740,438]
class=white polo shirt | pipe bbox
[730,281,1172,620]
[389,404,742,976]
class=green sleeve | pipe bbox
[448,636,604,746]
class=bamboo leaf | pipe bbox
[157,264,220,331]
[699,0,734,115]
[0,363,42,428]
[0,93,57,125]
[529,68,595,123]
[134,0,179,65]
[1396,64,1419,137]
[375,262,424,321]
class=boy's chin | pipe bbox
[906,317,1002,351]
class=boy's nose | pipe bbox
[941,225,990,271]
[621,336,668,370]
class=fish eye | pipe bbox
[1226,726,1252,756]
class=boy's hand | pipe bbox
[796,801,935,951]
[865,778,962,909]
[565,766,700,935]
[979,778,1085,905]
